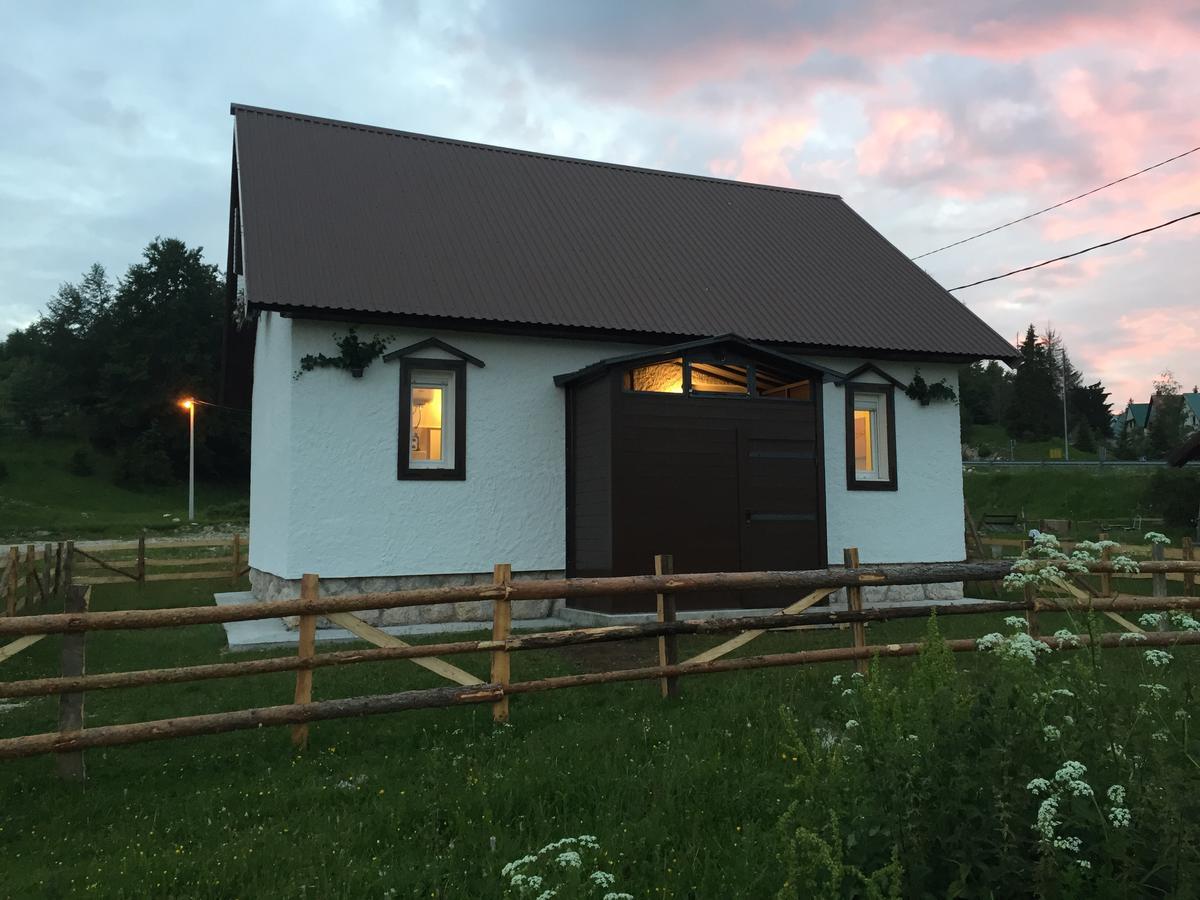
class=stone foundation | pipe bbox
[829,581,963,606]
[250,568,564,628]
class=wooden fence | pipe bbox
[3,553,1200,775]
[0,535,249,613]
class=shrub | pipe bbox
[201,499,250,520]
[1141,468,1200,529]
[777,615,1200,897]
[67,448,94,477]
[115,426,173,487]
[0,459,8,481]
[977,442,994,459]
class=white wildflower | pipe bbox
[603,894,635,900]
[1111,555,1140,573]
[1054,760,1087,783]
[1053,629,1080,649]
[1107,784,1126,805]
[1144,649,1173,668]
[1005,615,1028,631]
[1076,859,1092,870]
[1027,778,1052,795]
[1119,631,1147,643]
[1152,730,1170,742]
[1050,688,1075,699]
[1140,683,1170,700]
[555,851,582,869]
[1043,725,1061,742]
[1169,612,1200,631]
[831,674,843,686]
[1053,835,1082,852]
[841,688,854,698]
[1139,613,1163,629]
[1035,796,1060,840]
[1175,709,1190,721]
[845,719,859,729]
[589,871,616,888]
[1145,531,1171,545]
[1109,807,1131,828]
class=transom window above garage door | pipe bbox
[623,355,812,400]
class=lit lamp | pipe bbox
[178,398,196,521]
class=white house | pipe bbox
[222,104,1016,620]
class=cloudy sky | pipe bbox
[3,1,1198,405]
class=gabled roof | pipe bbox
[231,104,1017,362]
[1126,403,1150,428]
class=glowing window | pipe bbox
[846,385,896,490]
[626,359,684,393]
[400,361,464,480]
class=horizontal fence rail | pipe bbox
[3,553,1199,769]
[6,560,1200,638]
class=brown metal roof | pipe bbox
[231,104,1016,361]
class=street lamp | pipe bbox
[178,398,196,521]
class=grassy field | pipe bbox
[966,423,1101,462]
[2,578,1199,898]
[0,433,247,542]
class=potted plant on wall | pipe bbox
[295,328,392,379]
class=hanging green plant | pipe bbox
[294,328,393,380]
[905,369,958,406]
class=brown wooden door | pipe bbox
[737,425,823,607]
[614,423,742,610]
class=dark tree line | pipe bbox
[0,238,248,485]
[959,324,1115,454]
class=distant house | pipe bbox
[1118,401,1151,435]
[1146,392,1200,434]
[223,104,1016,621]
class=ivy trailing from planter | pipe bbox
[294,328,392,380]
[905,369,957,406]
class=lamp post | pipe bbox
[179,398,196,521]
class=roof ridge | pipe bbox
[229,102,843,201]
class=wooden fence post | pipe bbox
[1183,537,1195,598]
[491,563,513,722]
[231,535,242,586]
[1022,539,1040,637]
[1152,542,1167,602]
[291,574,319,750]
[137,534,146,586]
[41,544,51,610]
[53,543,63,601]
[844,548,868,675]
[1098,531,1113,598]
[25,545,36,612]
[57,585,89,782]
[6,547,18,617]
[63,540,74,602]
[655,554,679,699]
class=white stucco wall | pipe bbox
[247,312,294,576]
[249,322,966,579]
[249,320,647,579]
[819,360,965,565]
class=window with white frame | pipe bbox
[846,384,896,490]
[399,359,466,480]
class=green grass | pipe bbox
[963,466,1194,545]
[0,433,247,542]
[967,422,1101,461]
[0,579,1193,898]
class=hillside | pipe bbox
[0,432,247,542]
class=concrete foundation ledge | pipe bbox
[250,568,565,628]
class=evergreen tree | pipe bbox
[1004,325,1060,440]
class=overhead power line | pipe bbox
[947,209,1200,292]
[912,143,1200,260]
